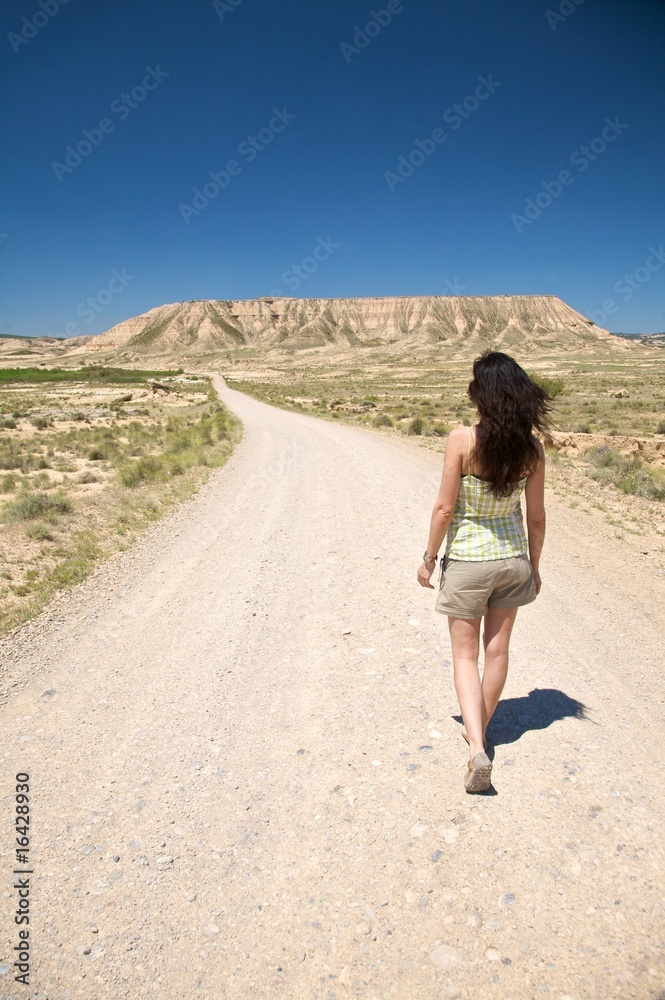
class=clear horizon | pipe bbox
[2,0,664,338]
[0,293,663,343]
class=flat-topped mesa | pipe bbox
[55,294,624,357]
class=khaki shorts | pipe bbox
[435,553,537,619]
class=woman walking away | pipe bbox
[416,352,550,793]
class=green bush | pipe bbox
[527,372,565,398]
[619,465,665,500]
[586,446,623,470]
[3,490,73,522]
[372,413,393,428]
[585,446,665,500]
[78,470,99,484]
[25,522,54,541]
[31,416,52,430]
[117,456,164,487]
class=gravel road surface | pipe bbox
[1,374,663,1000]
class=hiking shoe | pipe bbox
[464,751,492,793]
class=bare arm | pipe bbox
[524,440,546,591]
[417,428,464,589]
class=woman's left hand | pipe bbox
[417,562,435,589]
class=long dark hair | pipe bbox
[467,351,552,497]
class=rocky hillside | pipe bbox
[0,334,94,360]
[61,295,623,358]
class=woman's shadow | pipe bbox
[453,687,590,752]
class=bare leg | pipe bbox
[448,616,485,758]
[481,606,519,731]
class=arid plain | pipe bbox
[1,295,664,999]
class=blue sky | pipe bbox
[1,0,664,337]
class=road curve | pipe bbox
[0,374,663,999]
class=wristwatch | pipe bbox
[423,551,438,566]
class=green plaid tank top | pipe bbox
[445,428,528,561]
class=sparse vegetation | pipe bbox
[77,470,99,484]
[227,348,665,448]
[372,413,393,428]
[584,446,665,500]
[2,490,73,523]
[0,368,241,636]
[527,372,565,398]
[0,366,179,385]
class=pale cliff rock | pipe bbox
[63,294,623,357]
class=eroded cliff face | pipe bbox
[15,295,626,359]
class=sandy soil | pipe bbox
[0,375,663,1000]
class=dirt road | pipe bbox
[1,374,663,999]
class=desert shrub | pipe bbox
[31,416,52,430]
[3,490,73,522]
[25,522,54,541]
[527,372,565,398]
[78,470,99,484]
[117,456,164,487]
[618,464,665,500]
[586,446,623,471]
[165,431,194,454]
[372,413,393,428]
[0,444,42,472]
[585,446,665,500]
